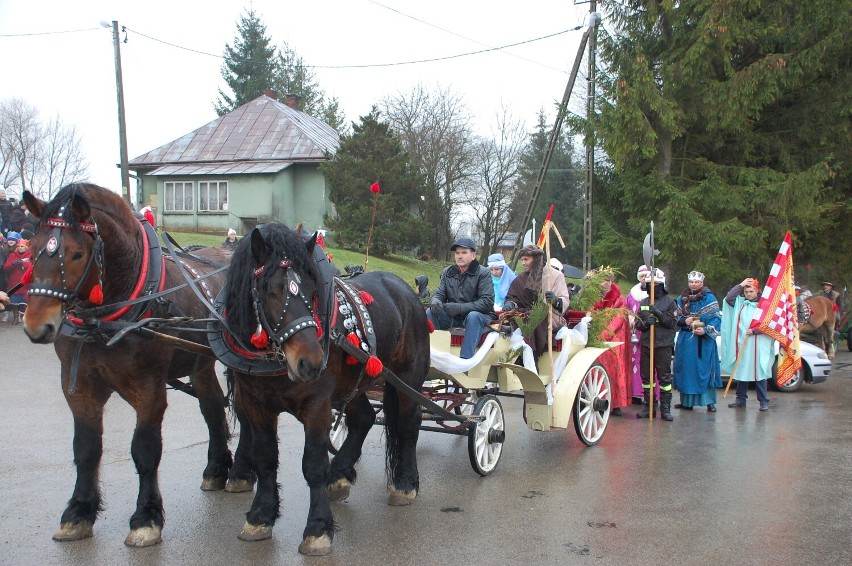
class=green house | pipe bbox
[129,94,339,236]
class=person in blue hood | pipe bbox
[487,253,516,312]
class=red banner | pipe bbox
[750,231,802,386]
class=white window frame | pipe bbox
[164,181,194,212]
[198,180,229,212]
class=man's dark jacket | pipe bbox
[432,259,494,318]
[635,283,680,347]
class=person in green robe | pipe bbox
[721,278,775,411]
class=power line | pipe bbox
[367,0,576,72]
[0,27,100,37]
[125,25,582,69]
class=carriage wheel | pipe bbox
[328,409,348,456]
[467,394,505,476]
[572,362,610,446]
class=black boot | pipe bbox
[660,393,673,421]
[636,391,655,419]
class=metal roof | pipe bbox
[147,161,293,176]
[129,95,339,171]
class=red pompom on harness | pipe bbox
[250,324,269,349]
[88,283,104,305]
[426,317,434,333]
[365,356,383,377]
[345,332,361,365]
[359,290,374,305]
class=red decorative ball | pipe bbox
[89,283,104,305]
[365,355,383,377]
[250,326,269,349]
[370,182,381,194]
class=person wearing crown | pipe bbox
[673,271,722,412]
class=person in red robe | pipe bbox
[590,270,630,415]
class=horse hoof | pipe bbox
[225,478,255,493]
[53,521,93,541]
[387,487,416,506]
[327,478,351,502]
[238,521,272,541]
[299,534,332,556]
[124,525,162,547]
[200,476,227,491]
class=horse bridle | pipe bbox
[27,199,104,310]
[252,257,320,346]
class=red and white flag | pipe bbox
[750,231,802,386]
[536,204,554,248]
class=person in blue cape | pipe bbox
[721,278,775,411]
[487,253,516,312]
[673,271,722,412]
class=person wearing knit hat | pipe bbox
[3,237,32,324]
[487,253,516,311]
[503,245,571,361]
[634,267,680,421]
[721,278,774,411]
[222,228,239,249]
[673,270,722,413]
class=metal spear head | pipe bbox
[642,223,659,268]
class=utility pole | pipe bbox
[583,3,599,272]
[508,26,592,268]
[104,20,131,205]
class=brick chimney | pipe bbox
[283,93,302,109]
[263,89,279,100]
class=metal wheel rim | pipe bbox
[576,364,609,444]
[778,369,803,391]
[470,397,504,475]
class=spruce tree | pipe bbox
[320,108,426,255]
[592,0,851,284]
[215,9,277,116]
[514,110,585,267]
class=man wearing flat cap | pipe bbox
[821,281,843,325]
[428,237,494,359]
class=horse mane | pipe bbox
[224,223,321,343]
[41,183,141,297]
[41,183,135,226]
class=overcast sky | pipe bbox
[0,0,596,197]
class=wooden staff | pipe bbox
[541,221,566,380]
[723,333,752,398]
[648,273,656,421]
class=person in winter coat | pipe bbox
[0,190,13,235]
[427,237,494,359]
[222,228,239,249]
[503,245,571,360]
[9,202,29,232]
[633,269,680,421]
[3,238,32,324]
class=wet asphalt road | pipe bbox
[1,321,851,566]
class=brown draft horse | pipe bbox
[221,223,430,555]
[802,295,836,358]
[21,183,232,547]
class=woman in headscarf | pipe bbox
[487,253,516,312]
[504,245,570,358]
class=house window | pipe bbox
[164,181,194,212]
[199,181,229,212]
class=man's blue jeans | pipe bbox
[427,308,493,359]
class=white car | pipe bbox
[719,337,831,392]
